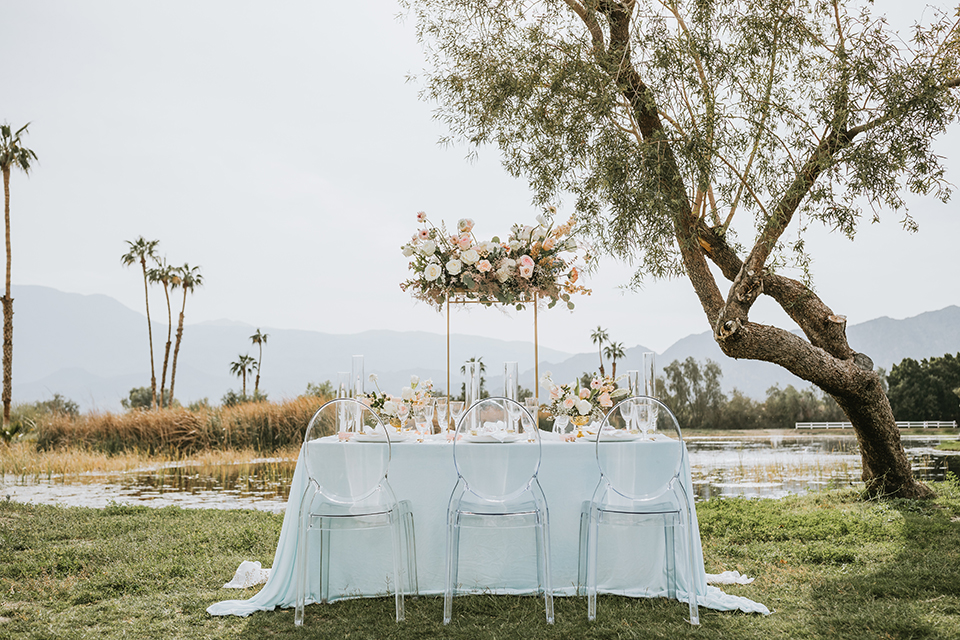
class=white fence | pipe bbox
[795,421,958,429]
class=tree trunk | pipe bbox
[170,301,186,404]
[2,168,12,427]
[159,282,172,408]
[254,344,262,395]
[140,257,157,410]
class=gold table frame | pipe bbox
[445,292,540,412]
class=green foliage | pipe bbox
[302,380,334,398]
[187,398,211,412]
[220,390,267,408]
[657,358,844,429]
[887,353,960,422]
[3,481,960,639]
[409,1,959,281]
[661,357,726,428]
[760,384,846,429]
[121,386,175,410]
[3,394,81,443]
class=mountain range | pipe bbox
[11,285,960,412]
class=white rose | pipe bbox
[402,245,415,257]
[576,399,592,415]
[482,241,498,254]
[421,239,436,255]
[496,269,511,283]
[509,240,521,251]
[461,248,480,264]
[446,259,462,275]
[383,400,398,416]
[401,387,415,401]
[424,263,442,281]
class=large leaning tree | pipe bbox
[406,0,960,497]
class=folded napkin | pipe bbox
[222,561,271,589]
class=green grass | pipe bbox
[2,478,960,639]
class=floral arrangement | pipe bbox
[400,209,592,311]
[363,374,434,420]
[541,372,629,423]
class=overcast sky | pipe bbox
[3,1,957,356]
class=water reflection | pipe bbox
[2,435,958,510]
[686,434,960,501]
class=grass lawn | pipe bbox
[2,479,959,639]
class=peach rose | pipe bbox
[477,259,492,272]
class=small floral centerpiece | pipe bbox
[541,372,629,426]
[362,374,434,425]
[400,209,592,311]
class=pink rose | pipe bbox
[416,211,427,222]
[477,259,492,272]
[458,218,475,233]
[579,388,591,400]
[519,264,534,279]
[599,391,613,408]
[457,234,472,251]
[518,254,535,268]
[562,395,577,410]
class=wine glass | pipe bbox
[436,398,449,432]
[414,406,429,442]
[397,403,410,436]
[449,401,465,433]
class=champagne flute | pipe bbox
[424,400,435,435]
[436,398,449,432]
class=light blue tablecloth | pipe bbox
[207,433,768,616]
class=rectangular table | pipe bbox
[207,433,768,617]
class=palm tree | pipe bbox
[591,326,609,377]
[0,123,38,427]
[603,342,626,379]
[250,328,269,396]
[121,237,160,409]
[169,263,202,404]
[229,354,258,397]
[148,260,176,407]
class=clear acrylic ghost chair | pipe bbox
[294,398,417,625]
[444,397,554,625]
[577,396,699,625]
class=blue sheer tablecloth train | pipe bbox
[207,433,769,617]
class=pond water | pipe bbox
[2,434,958,512]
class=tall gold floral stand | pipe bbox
[445,291,540,408]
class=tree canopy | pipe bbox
[887,353,960,422]
[406,0,959,497]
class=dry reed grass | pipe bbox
[32,395,331,456]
